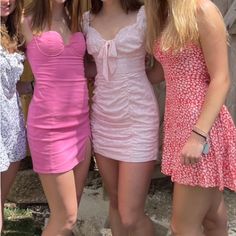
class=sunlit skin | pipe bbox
[88,1,156,236]
[0,0,16,19]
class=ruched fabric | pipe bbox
[83,7,160,162]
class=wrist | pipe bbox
[193,126,208,138]
[190,132,206,145]
[191,126,210,155]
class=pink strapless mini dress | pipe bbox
[26,31,91,174]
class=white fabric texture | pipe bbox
[0,45,26,172]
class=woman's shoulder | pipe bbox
[82,11,90,23]
[196,0,227,53]
[136,5,146,32]
[21,15,34,45]
[196,0,226,33]
[21,15,33,32]
[82,11,91,34]
[197,0,223,19]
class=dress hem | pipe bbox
[95,151,158,163]
[0,156,26,173]
[33,157,85,174]
[162,171,236,192]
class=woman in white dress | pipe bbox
[0,0,26,232]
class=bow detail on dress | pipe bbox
[98,40,117,81]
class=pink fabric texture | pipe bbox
[26,31,90,173]
[154,42,236,191]
[83,6,160,162]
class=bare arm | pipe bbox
[195,1,230,133]
[20,16,33,45]
[16,81,33,96]
[146,58,165,84]
[180,0,230,165]
[84,53,97,79]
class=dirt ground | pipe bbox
[74,178,236,236]
[4,172,236,236]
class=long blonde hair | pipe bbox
[0,0,24,52]
[145,0,199,54]
[24,0,82,34]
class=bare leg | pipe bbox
[1,161,20,232]
[39,171,78,236]
[74,139,91,203]
[203,189,228,236]
[1,162,20,208]
[118,161,155,236]
[171,183,227,236]
[95,154,128,236]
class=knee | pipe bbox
[120,214,139,231]
[170,222,179,236]
[65,213,77,230]
[203,215,228,232]
[61,209,78,230]
[119,208,141,231]
[170,222,201,236]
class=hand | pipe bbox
[180,132,205,165]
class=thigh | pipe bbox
[118,161,155,215]
[95,154,119,203]
[171,183,215,234]
[39,171,77,218]
[1,161,20,204]
[73,139,92,202]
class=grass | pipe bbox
[3,205,41,236]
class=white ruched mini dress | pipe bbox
[83,6,159,162]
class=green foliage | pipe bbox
[3,206,41,236]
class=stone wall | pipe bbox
[212,0,236,123]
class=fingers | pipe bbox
[181,154,201,166]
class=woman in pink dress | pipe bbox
[145,0,236,235]
[21,0,91,235]
[83,0,160,235]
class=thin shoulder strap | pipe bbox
[82,11,90,34]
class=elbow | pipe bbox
[224,75,231,94]
[222,76,231,96]
[210,74,231,93]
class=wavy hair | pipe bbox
[0,0,24,52]
[91,0,143,14]
[24,0,82,34]
[145,0,199,53]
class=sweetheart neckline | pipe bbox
[87,6,143,42]
[26,31,83,47]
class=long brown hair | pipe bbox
[90,0,142,14]
[0,0,24,52]
[24,0,82,34]
[145,0,199,53]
